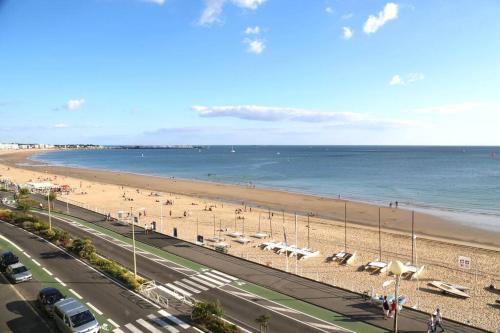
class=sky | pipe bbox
[1,0,499,145]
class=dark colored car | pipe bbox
[37,287,65,317]
[0,251,19,272]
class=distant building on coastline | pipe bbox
[0,143,103,150]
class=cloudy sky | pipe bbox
[1,0,499,145]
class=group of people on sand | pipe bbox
[382,297,444,332]
[389,201,399,208]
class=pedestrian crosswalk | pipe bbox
[113,309,190,333]
[161,269,238,297]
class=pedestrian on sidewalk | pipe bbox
[144,223,148,234]
[427,314,435,333]
[389,299,397,318]
[434,308,444,332]
[382,296,389,319]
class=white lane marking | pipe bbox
[151,258,167,262]
[158,309,190,329]
[227,290,256,298]
[136,318,162,333]
[147,314,179,333]
[157,285,184,300]
[210,270,238,281]
[32,259,42,266]
[54,277,67,287]
[173,267,193,272]
[205,272,231,283]
[22,251,31,258]
[267,306,299,313]
[108,318,120,328]
[125,323,143,333]
[182,278,208,291]
[86,302,103,315]
[165,283,192,297]
[189,275,218,288]
[112,329,125,333]
[173,281,200,293]
[42,267,53,276]
[196,274,225,286]
[69,289,82,299]
[0,234,23,251]
[307,322,351,332]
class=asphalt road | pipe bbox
[0,269,54,333]
[0,221,199,333]
[25,208,346,333]
[37,197,490,333]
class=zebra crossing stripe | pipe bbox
[189,275,219,288]
[157,285,184,300]
[147,314,179,333]
[165,283,192,297]
[196,274,225,286]
[124,323,142,333]
[136,318,162,333]
[112,328,125,333]
[174,281,201,293]
[182,278,209,291]
[158,309,190,329]
[204,272,231,283]
[210,270,238,281]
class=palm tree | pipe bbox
[255,314,271,333]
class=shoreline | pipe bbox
[1,149,499,249]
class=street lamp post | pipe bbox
[47,191,52,231]
[388,261,408,333]
[130,206,137,279]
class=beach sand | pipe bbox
[1,149,499,331]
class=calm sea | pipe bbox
[31,146,500,231]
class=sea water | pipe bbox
[31,146,500,231]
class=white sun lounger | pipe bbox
[253,232,269,239]
[228,231,243,238]
[429,281,470,298]
[234,237,251,244]
[364,260,391,273]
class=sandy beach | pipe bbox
[1,149,499,331]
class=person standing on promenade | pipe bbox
[427,314,435,333]
[144,223,148,234]
[434,308,444,332]
[389,299,397,318]
[382,296,389,319]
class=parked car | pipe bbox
[37,287,65,317]
[53,298,100,333]
[5,262,32,283]
[0,251,19,272]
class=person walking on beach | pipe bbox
[427,314,435,333]
[382,296,389,319]
[389,202,393,208]
[395,201,399,208]
[434,308,444,332]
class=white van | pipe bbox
[53,298,100,333]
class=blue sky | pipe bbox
[1,0,499,145]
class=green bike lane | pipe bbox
[49,210,387,333]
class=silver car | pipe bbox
[5,262,32,283]
[53,298,100,333]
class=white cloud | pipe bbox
[389,74,403,85]
[244,38,265,54]
[342,27,353,40]
[53,123,69,128]
[413,102,500,114]
[199,0,266,26]
[193,105,418,128]
[389,73,424,86]
[341,13,353,20]
[325,7,334,14]
[64,99,85,110]
[244,26,260,34]
[363,2,398,34]
[141,0,165,5]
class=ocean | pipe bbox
[31,146,500,231]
